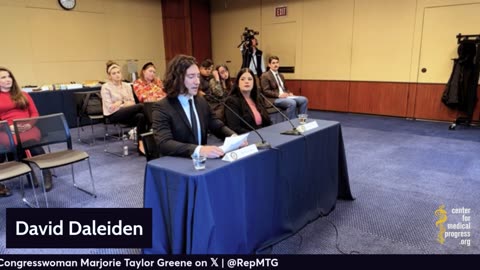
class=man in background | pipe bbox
[260,56,308,119]
[198,59,214,94]
[241,38,266,79]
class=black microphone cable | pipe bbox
[259,92,305,136]
[320,214,361,255]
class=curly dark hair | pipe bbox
[0,67,28,110]
[163,55,198,98]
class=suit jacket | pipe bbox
[224,94,272,135]
[152,95,235,157]
[241,48,264,76]
[260,70,290,105]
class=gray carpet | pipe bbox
[0,111,478,254]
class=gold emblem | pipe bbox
[435,205,448,244]
[230,152,238,160]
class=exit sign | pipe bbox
[275,6,287,17]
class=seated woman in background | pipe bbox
[101,61,147,155]
[224,68,272,135]
[133,62,166,103]
[0,67,53,196]
[205,64,232,120]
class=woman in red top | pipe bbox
[0,67,53,197]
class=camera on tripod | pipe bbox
[238,27,259,48]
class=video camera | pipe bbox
[237,27,259,48]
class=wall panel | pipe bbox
[299,81,350,112]
[348,82,409,117]
[413,83,459,121]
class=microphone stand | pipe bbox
[207,94,271,149]
[259,93,301,136]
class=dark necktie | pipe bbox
[275,73,284,92]
[188,99,199,144]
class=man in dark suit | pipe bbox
[260,56,308,119]
[152,55,236,158]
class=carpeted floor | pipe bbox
[1,111,478,254]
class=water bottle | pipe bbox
[122,134,129,155]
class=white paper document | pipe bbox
[219,133,249,153]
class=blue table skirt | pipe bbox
[143,119,353,254]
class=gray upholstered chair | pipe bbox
[13,113,96,207]
[0,121,39,208]
[74,91,104,145]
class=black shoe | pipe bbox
[0,184,12,197]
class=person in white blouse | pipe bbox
[101,61,147,155]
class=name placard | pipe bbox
[297,121,319,133]
[222,144,258,162]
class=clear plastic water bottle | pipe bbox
[122,134,129,155]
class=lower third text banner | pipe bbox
[5,208,152,248]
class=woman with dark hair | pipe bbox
[204,64,232,120]
[214,64,233,94]
[224,68,272,135]
[151,54,236,158]
[101,61,147,155]
[0,67,53,195]
[133,62,166,103]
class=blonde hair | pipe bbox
[106,60,121,74]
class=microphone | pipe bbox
[207,94,271,149]
[259,92,301,136]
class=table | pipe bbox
[143,119,353,254]
[29,87,101,128]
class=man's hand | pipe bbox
[279,93,289,98]
[199,145,225,158]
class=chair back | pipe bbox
[0,121,18,161]
[132,84,140,104]
[13,113,72,151]
[74,91,103,118]
[141,131,160,161]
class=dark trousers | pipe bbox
[107,103,147,140]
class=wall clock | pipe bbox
[58,0,76,10]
